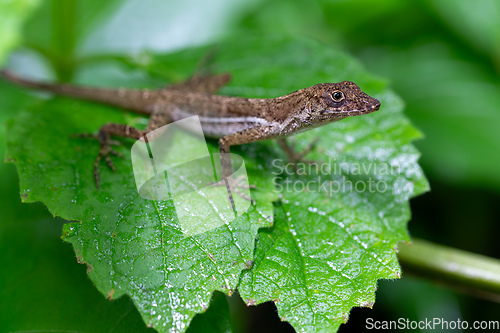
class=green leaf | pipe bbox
[238,90,427,331]
[5,36,428,332]
[0,0,40,66]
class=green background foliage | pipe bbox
[1,0,499,332]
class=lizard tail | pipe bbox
[1,69,154,115]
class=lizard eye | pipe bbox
[330,90,344,102]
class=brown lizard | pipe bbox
[1,70,380,203]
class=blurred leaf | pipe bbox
[6,36,428,332]
[19,0,127,81]
[318,0,411,34]
[424,0,500,68]
[235,0,333,45]
[19,0,256,67]
[0,76,38,147]
[0,78,43,222]
[187,292,232,333]
[78,0,255,55]
[373,277,462,327]
[0,0,40,66]
[358,42,500,192]
[0,215,157,332]
[22,0,126,55]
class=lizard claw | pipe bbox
[108,148,124,158]
[104,154,116,172]
[108,139,122,146]
[94,138,124,187]
[210,175,257,206]
[74,131,124,188]
[229,174,257,205]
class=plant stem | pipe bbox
[51,0,76,82]
[398,238,500,302]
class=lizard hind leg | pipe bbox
[88,109,173,188]
[166,73,231,94]
[77,106,173,189]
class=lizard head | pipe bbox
[305,81,380,123]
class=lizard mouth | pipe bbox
[363,103,380,113]
[350,99,381,115]
[327,105,380,116]
[371,99,381,111]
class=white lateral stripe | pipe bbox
[198,115,269,126]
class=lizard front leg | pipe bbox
[218,124,280,209]
[218,125,279,174]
